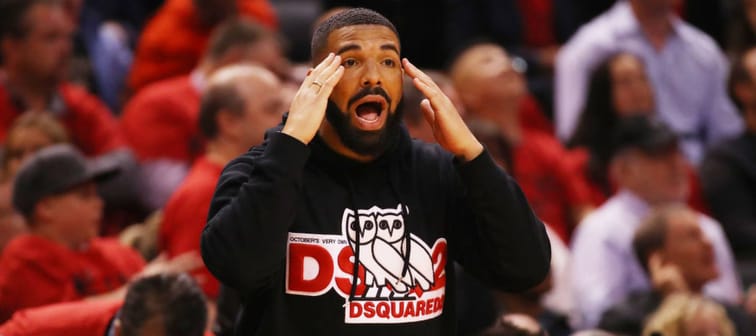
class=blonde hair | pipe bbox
[642,294,735,336]
[2,113,69,178]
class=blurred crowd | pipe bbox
[0,0,754,335]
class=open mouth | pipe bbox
[354,96,388,124]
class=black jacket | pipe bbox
[201,123,550,335]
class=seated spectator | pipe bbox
[121,18,285,210]
[569,115,741,330]
[0,113,69,252]
[127,0,278,91]
[555,0,743,164]
[598,205,751,335]
[0,273,208,336]
[567,52,708,211]
[0,0,125,156]
[159,64,284,299]
[450,42,593,243]
[702,46,756,285]
[402,70,464,144]
[0,145,200,321]
[642,294,736,336]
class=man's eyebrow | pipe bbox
[381,44,399,55]
[336,44,361,55]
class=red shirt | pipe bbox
[0,235,145,322]
[0,300,121,336]
[520,94,554,135]
[159,156,223,298]
[517,0,556,47]
[128,0,278,91]
[120,75,202,163]
[0,83,125,156]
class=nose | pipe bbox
[361,61,382,87]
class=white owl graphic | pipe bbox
[342,204,435,298]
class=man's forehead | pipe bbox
[327,25,400,51]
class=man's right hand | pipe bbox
[649,252,689,296]
[282,53,344,144]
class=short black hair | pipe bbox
[204,17,276,61]
[310,7,398,61]
[0,0,62,40]
[197,80,246,139]
[120,273,208,336]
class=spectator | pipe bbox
[402,70,464,144]
[159,64,285,299]
[451,42,593,243]
[0,0,125,156]
[598,205,751,335]
[555,0,743,165]
[569,115,741,329]
[120,18,285,211]
[702,46,756,285]
[725,0,756,59]
[642,293,736,336]
[0,144,200,321]
[127,0,278,91]
[0,114,69,252]
[0,273,208,336]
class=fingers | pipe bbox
[306,53,342,91]
[648,252,663,273]
[420,98,435,125]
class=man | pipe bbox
[127,0,278,91]
[0,0,124,156]
[569,115,741,329]
[160,64,285,300]
[121,18,287,210]
[0,273,208,336]
[0,144,200,321]
[701,47,756,285]
[598,205,751,335]
[450,42,593,243]
[555,0,743,164]
[201,8,550,335]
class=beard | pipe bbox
[325,92,404,158]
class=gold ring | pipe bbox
[311,81,323,89]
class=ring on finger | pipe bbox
[311,80,323,90]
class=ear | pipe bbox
[216,108,241,137]
[34,197,55,223]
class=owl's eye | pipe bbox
[351,221,359,231]
[393,220,402,229]
[379,220,388,229]
[365,221,374,230]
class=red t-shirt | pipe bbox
[120,75,203,163]
[512,131,592,243]
[128,0,278,91]
[0,83,125,156]
[0,235,145,322]
[519,95,554,135]
[0,300,121,336]
[159,156,223,298]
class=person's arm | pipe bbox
[403,59,550,290]
[201,54,344,293]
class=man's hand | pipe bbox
[402,58,483,162]
[282,53,344,144]
[648,253,689,296]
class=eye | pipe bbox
[365,221,374,230]
[351,221,359,230]
[393,220,402,229]
[343,59,358,68]
[382,58,396,67]
[379,220,388,229]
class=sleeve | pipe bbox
[700,216,743,304]
[700,152,756,251]
[448,150,551,292]
[200,132,310,293]
[702,53,744,145]
[62,86,126,156]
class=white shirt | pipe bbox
[568,190,742,329]
[555,1,743,164]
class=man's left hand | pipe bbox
[403,58,483,162]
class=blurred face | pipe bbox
[610,54,654,117]
[235,74,286,147]
[735,49,756,133]
[322,25,404,157]
[4,126,57,178]
[662,210,718,291]
[620,148,689,204]
[3,4,73,85]
[452,44,527,115]
[38,182,103,247]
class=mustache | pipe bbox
[347,86,392,109]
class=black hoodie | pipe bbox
[201,122,551,335]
